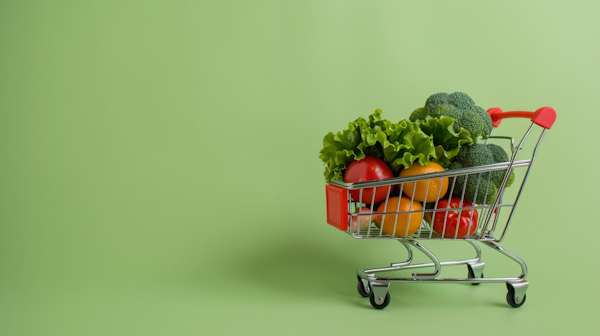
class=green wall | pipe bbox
[1,1,598,335]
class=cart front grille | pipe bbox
[328,159,532,242]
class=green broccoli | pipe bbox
[448,143,515,204]
[487,143,516,186]
[410,92,493,139]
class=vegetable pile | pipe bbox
[319,109,475,184]
[319,92,514,238]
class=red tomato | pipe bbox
[344,156,394,204]
[432,198,478,238]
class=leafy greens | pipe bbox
[319,110,475,183]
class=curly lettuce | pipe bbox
[319,110,475,183]
[414,116,475,167]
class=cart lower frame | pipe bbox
[356,239,528,308]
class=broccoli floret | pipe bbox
[487,142,515,187]
[410,92,493,138]
[448,143,515,204]
[409,107,429,122]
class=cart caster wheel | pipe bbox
[369,291,391,309]
[467,268,483,286]
[506,286,527,308]
[467,264,484,286]
[357,278,371,298]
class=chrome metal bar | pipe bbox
[370,186,376,207]
[387,182,403,238]
[381,184,394,238]
[455,174,469,239]
[405,182,418,237]
[347,190,352,233]
[484,128,495,144]
[474,171,494,239]
[486,135,515,153]
[489,186,509,237]
[417,179,431,237]
[357,240,527,283]
[499,129,547,242]
[381,184,393,236]
[330,160,532,189]
[353,235,498,242]
[390,240,413,267]
[428,178,445,239]
[467,240,482,262]
[358,274,523,283]
[480,171,493,222]
[481,123,535,235]
[392,185,402,237]
[388,240,481,268]
[410,203,516,212]
[358,188,363,212]
[481,241,527,279]
[441,176,458,238]
[488,207,501,238]
[466,173,482,238]
[366,258,480,274]
[410,241,441,279]
[359,188,368,237]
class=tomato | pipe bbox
[344,156,394,204]
[432,198,478,238]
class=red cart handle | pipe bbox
[487,106,556,129]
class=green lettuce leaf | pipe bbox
[318,127,362,183]
[319,111,475,183]
[414,116,475,168]
[320,110,436,183]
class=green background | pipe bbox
[1,1,599,335]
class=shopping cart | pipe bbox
[324,107,556,309]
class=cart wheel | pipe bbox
[357,278,371,297]
[467,266,483,286]
[506,286,527,308]
[369,291,391,309]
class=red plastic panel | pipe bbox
[325,184,349,231]
[531,106,556,129]
[487,107,504,128]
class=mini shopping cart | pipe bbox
[324,107,556,309]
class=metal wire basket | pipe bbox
[324,107,556,309]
